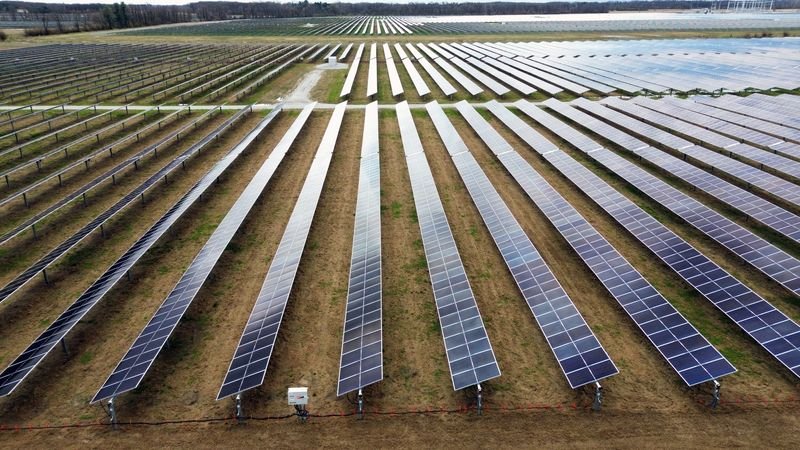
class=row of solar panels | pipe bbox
[201,15,800,36]
[334,39,799,100]
[391,14,800,35]
[300,16,413,36]
[2,95,799,406]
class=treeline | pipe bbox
[3,0,800,36]
[0,1,192,36]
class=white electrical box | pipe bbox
[288,387,308,405]
[327,56,337,67]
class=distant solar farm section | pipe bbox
[2,29,800,432]
[122,12,800,36]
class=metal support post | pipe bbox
[592,382,603,411]
[711,380,721,409]
[108,397,118,430]
[476,384,483,416]
[235,394,245,424]
[357,389,364,420]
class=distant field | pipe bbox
[119,12,800,37]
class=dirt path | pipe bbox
[8,406,800,448]
[282,64,347,106]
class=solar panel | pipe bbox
[92,104,317,404]
[466,57,535,95]
[428,101,618,389]
[382,44,404,97]
[0,103,190,229]
[0,107,288,397]
[393,43,409,60]
[439,43,468,60]
[339,43,353,61]
[462,43,502,59]
[664,97,800,145]
[404,43,424,60]
[481,56,561,95]
[396,101,500,390]
[573,98,800,210]
[536,57,642,94]
[366,43,377,98]
[633,96,800,160]
[417,57,457,97]
[0,107,249,305]
[340,44,364,98]
[323,44,341,61]
[337,102,383,396]
[454,100,733,386]
[217,102,347,400]
[501,57,588,95]
[448,56,509,96]
[399,54,431,97]
[428,43,455,60]
[417,44,483,96]
[306,44,329,62]
[600,98,800,185]
[541,99,800,297]
[632,97,781,146]
[620,101,800,179]
[512,56,612,93]
[489,100,799,380]
[696,96,800,130]
[450,43,486,60]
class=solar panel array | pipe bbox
[572,98,800,210]
[395,44,431,97]
[427,101,618,389]
[340,43,364,98]
[445,54,510,97]
[666,96,800,145]
[135,14,800,38]
[337,102,383,396]
[696,95,800,129]
[323,44,341,61]
[339,43,354,61]
[0,107,286,397]
[0,103,191,233]
[456,100,734,386]
[217,102,346,400]
[630,96,800,161]
[542,99,800,297]
[602,97,800,182]
[416,43,483,97]
[366,43,378,98]
[92,104,317,404]
[406,44,457,98]
[396,101,500,390]
[382,44,404,97]
[0,106,250,305]
[491,101,800,380]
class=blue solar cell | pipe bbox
[337,102,384,396]
[396,101,500,391]
[454,99,734,386]
[542,99,800,298]
[0,106,248,305]
[90,105,309,403]
[505,100,799,380]
[427,101,617,389]
[218,103,345,400]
